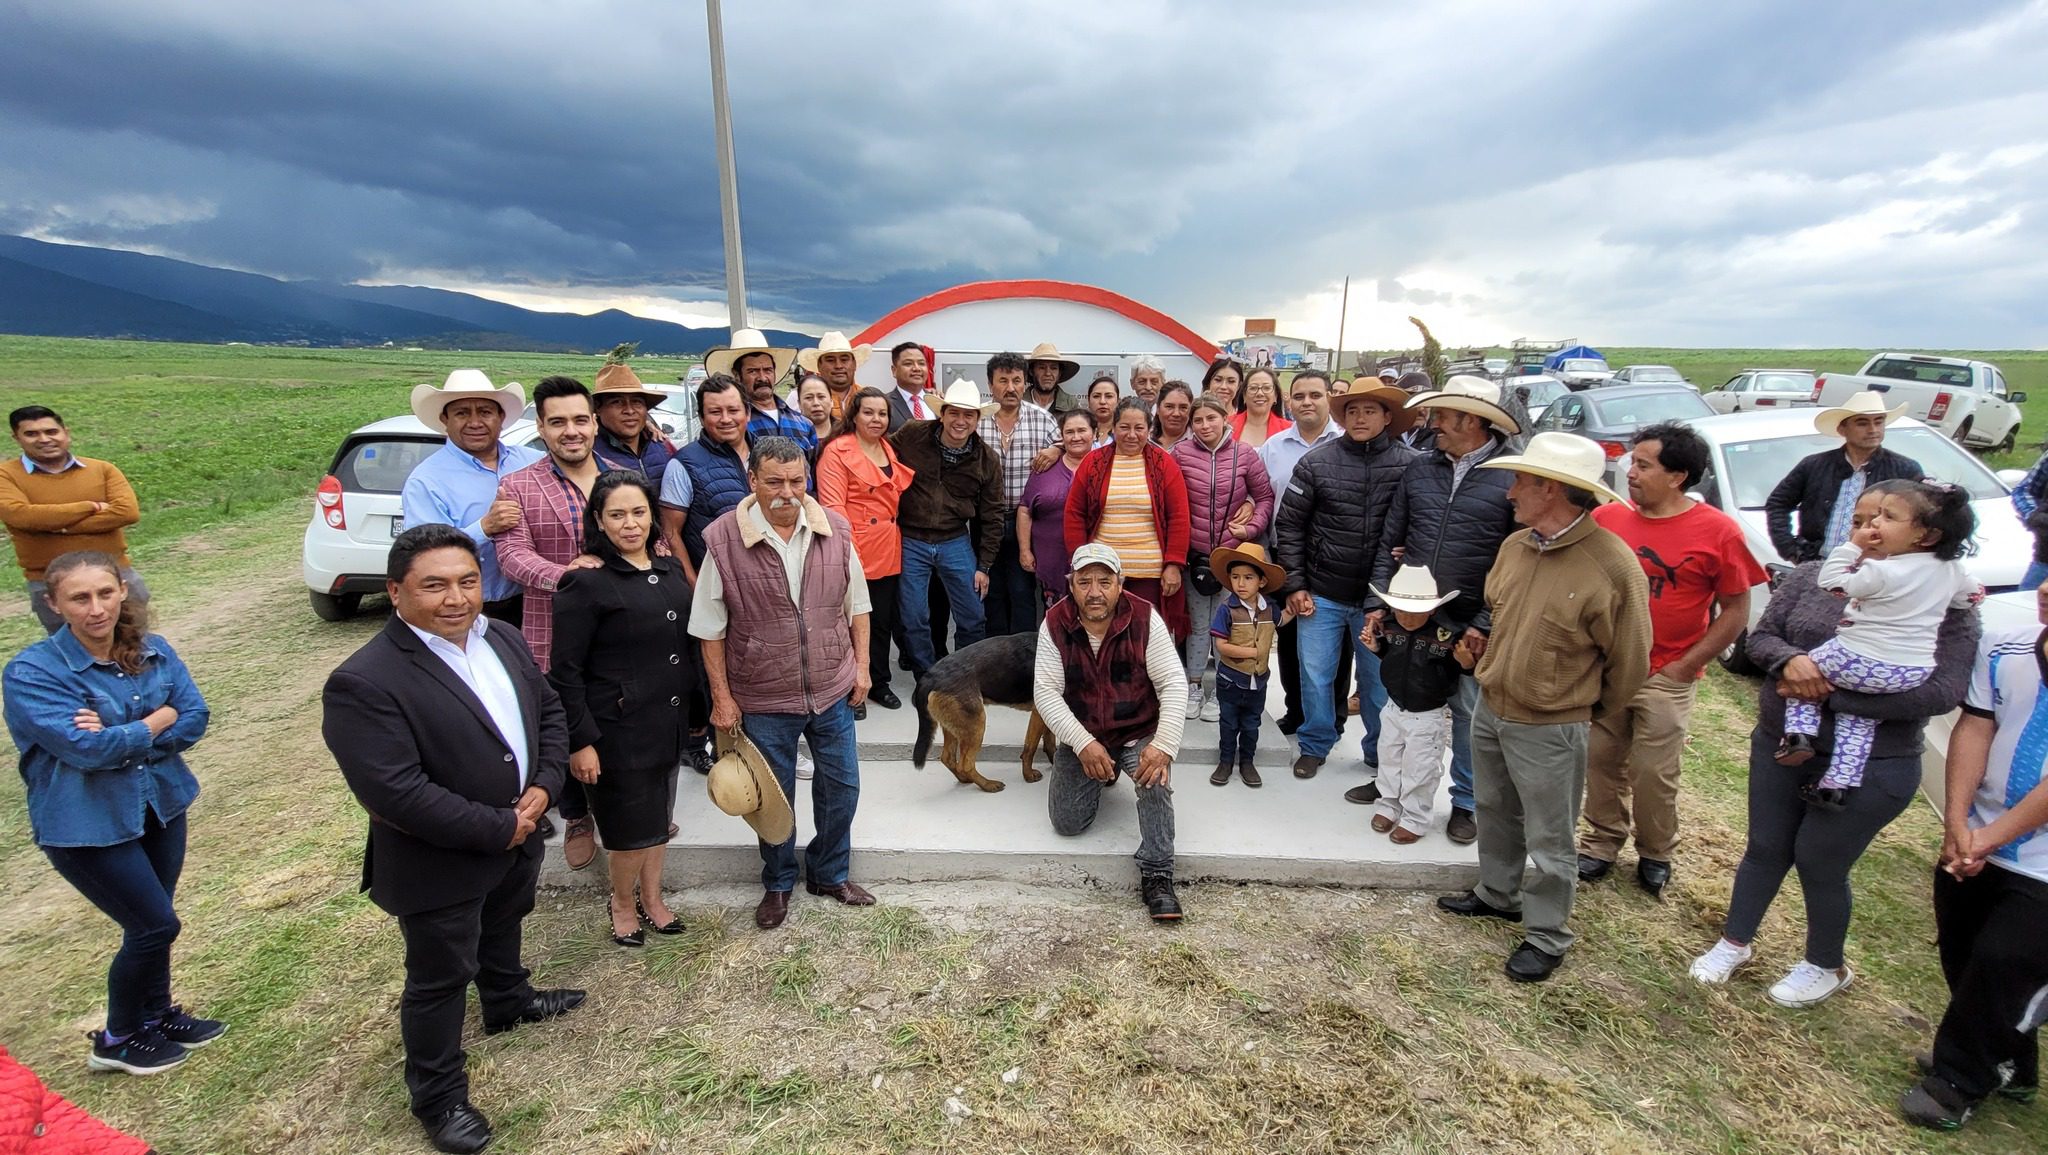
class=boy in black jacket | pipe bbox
[1362,564,1476,842]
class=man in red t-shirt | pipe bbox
[1579,422,1766,897]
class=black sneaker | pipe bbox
[87,1027,187,1075]
[1901,1076,1978,1131]
[1141,875,1183,922]
[687,744,714,775]
[149,1005,227,1049]
[1916,1052,2037,1103]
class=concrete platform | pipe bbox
[541,699,1478,892]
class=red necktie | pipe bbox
[911,392,927,419]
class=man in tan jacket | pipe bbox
[1435,432,1651,983]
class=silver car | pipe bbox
[1704,368,1819,415]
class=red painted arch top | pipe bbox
[851,280,1220,362]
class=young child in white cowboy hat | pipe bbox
[1206,542,1295,788]
[1362,564,1479,842]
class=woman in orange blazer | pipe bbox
[815,387,915,713]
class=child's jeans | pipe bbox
[1783,637,1932,789]
[1373,702,1452,833]
[1216,680,1266,765]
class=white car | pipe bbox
[1505,374,1569,424]
[1665,411,2030,674]
[1704,368,1819,414]
[302,414,540,621]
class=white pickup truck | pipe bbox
[1813,353,2027,452]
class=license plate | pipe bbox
[390,518,405,537]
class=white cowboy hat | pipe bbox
[1478,431,1627,504]
[1371,563,1461,614]
[1814,389,1909,436]
[707,727,794,845]
[703,328,797,380]
[1025,342,1081,384]
[410,369,526,428]
[1332,384,1419,434]
[796,331,872,375]
[938,379,985,414]
[1405,374,1522,435]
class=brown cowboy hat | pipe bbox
[591,362,671,409]
[1208,541,1286,593]
[706,727,794,845]
[1025,342,1081,384]
[1332,383,1418,434]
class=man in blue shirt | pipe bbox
[400,370,543,626]
[1257,370,1343,735]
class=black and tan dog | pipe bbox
[911,632,1053,792]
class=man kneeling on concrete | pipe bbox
[1034,543,1187,921]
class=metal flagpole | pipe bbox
[1332,275,1350,378]
[706,0,748,330]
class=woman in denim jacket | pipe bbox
[3,550,220,1076]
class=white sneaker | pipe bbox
[1768,960,1853,1007]
[796,748,815,781]
[1185,682,1201,721]
[1687,938,1753,984]
[1199,693,1220,722]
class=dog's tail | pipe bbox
[911,675,935,768]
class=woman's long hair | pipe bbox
[42,550,148,674]
[823,387,891,452]
[1202,357,1248,412]
[1243,366,1287,420]
[581,470,664,562]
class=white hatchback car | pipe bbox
[302,414,540,621]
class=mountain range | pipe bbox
[0,235,813,354]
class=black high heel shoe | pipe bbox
[637,896,685,935]
[608,896,645,948]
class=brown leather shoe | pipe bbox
[755,889,791,929]
[1389,825,1422,845]
[563,817,598,871]
[1446,807,1478,845]
[1371,814,1395,834]
[1239,762,1262,789]
[1210,762,1233,786]
[805,880,876,906]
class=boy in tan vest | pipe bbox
[1207,543,1294,788]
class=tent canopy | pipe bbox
[1543,344,1605,370]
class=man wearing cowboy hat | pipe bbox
[1764,390,1923,564]
[1035,543,1189,921]
[1368,375,1522,844]
[1435,431,1651,983]
[589,361,676,485]
[1273,380,1418,785]
[889,380,1004,675]
[798,332,871,423]
[401,369,544,625]
[707,328,812,452]
[1024,342,1084,415]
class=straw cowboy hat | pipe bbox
[1814,389,1909,436]
[410,369,525,428]
[704,328,797,380]
[591,362,671,408]
[1208,541,1286,593]
[1025,342,1081,384]
[938,379,985,414]
[1479,431,1627,505]
[706,727,794,845]
[796,331,872,376]
[1332,383,1419,434]
[1405,374,1522,435]
[1371,563,1461,615]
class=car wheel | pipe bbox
[1718,628,1760,676]
[309,590,362,622]
[1996,426,2018,454]
[1953,417,1973,445]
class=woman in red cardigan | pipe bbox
[1064,397,1192,639]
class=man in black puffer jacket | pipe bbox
[1367,376,1522,843]
[1274,384,1417,784]
[1762,391,1922,564]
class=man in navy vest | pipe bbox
[1033,543,1187,921]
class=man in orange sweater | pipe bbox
[0,406,146,632]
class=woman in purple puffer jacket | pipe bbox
[1171,395,1277,720]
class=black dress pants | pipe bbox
[1931,863,2046,1100]
[394,850,541,1118]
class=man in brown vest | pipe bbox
[691,436,874,931]
[1033,543,1188,921]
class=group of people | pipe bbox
[3,339,2043,1147]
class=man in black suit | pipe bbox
[884,341,939,432]
[323,524,585,1155]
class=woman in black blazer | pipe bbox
[549,471,695,946]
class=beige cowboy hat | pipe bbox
[1371,563,1461,615]
[1405,373,1522,435]
[1208,541,1286,593]
[1025,342,1081,384]
[1332,383,1419,434]
[707,727,794,845]
[410,369,526,428]
[1814,389,1909,436]
[704,328,797,380]
[937,379,985,414]
[1479,431,1627,505]
[796,331,872,375]
[591,361,671,408]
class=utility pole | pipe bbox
[1332,275,1350,378]
[705,0,748,330]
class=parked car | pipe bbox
[1607,364,1693,389]
[1505,374,1569,424]
[1667,411,2030,674]
[1525,383,1715,459]
[302,414,541,621]
[1704,368,1819,414]
[1482,357,1508,378]
[1553,356,1615,389]
[1812,353,2026,452]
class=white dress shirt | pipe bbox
[405,615,531,789]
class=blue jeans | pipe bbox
[1297,596,1385,762]
[2023,560,2048,592]
[1216,681,1266,764]
[899,534,986,674]
[41,809,187,1037]
[1449,677,1477,813]
[743,699,861,892]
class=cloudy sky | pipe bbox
[3,0,2044,349]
